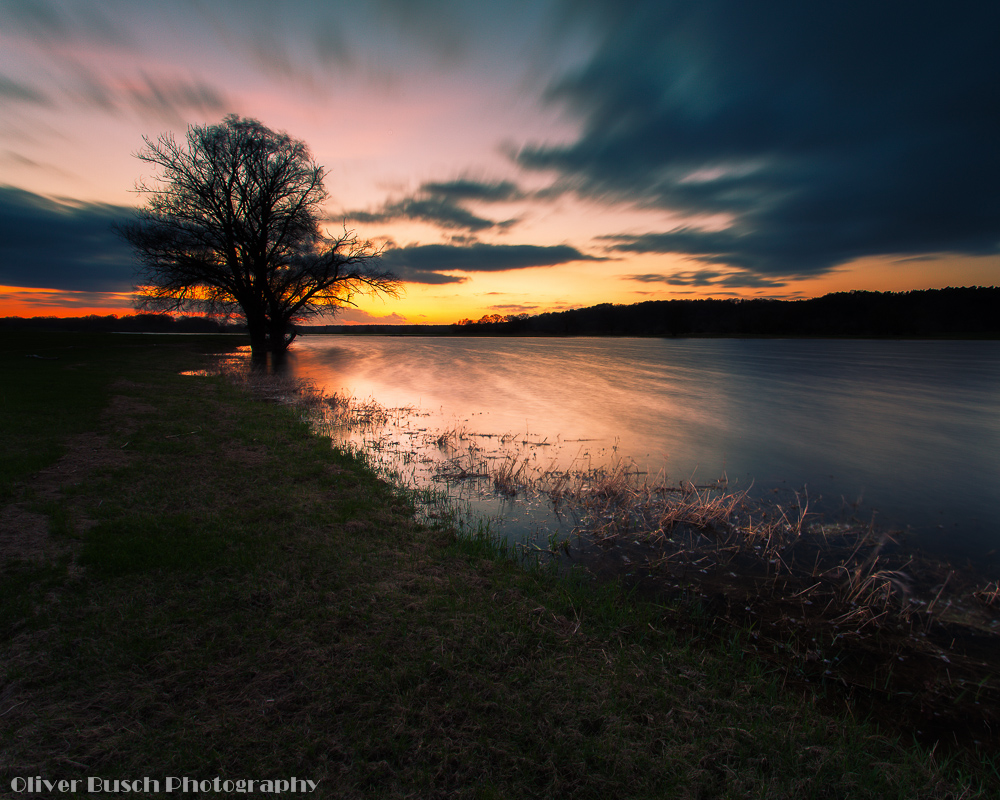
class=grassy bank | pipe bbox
[0,332,993,797]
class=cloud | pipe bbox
[518,0,1000,278]
[347,197,499,232]
[343,178,523,233]
[0,186,136,292]
[624,270,787,289]
[2,56,231,123]
[121,73,230,122]
[321,307,409,325]
[0,74,51,105]
[164,0,480,90]
[1,0,133,47]
[486,303,539,314]
[61,67,230,122]
[419,179,523,202]
[600,228,830,276]
[2,2,229,124]
[0,287,134,312]
[379,241,601,283]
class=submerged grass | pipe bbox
[0,332,995,798]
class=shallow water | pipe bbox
[286,335,1000,567]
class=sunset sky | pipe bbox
[1,0,998,324]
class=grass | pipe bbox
[0,331,995,798]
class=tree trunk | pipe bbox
[268,320,294,352]
[266,319,296,367]
[247,317,269,366]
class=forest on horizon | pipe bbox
[3,287,998,339]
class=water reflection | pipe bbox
[287,336,1000,565]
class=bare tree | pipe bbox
[118,115,399,362]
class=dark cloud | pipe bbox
[419,179,523,202]
[343,178,523,233]
[519,0,1000,277]
[348,197,499,232]
[0,186,136,292]
[380,241,601,283]
[384,267,469,285]
[599,228,836,276]
[624,270,787,288]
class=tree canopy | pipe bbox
[118,115,399,360]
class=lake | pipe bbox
[285,335,1000,569]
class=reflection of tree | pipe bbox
[118,115,399,362]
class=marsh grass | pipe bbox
[2,332,995,798]
[540,459,1000,745]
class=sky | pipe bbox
[1,0,998,325]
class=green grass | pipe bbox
[0,331,993,798]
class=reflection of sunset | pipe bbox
[289,335,1000,562]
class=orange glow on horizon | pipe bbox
[3,252,997,324]
[0,287,137,319]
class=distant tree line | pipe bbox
[0,313,245,334]
[5,287,996,338]
[446,287,1000,338]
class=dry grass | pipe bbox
[974,581,1000,609]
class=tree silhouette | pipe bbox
[118,115,399,362]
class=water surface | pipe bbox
[287,336,1000,566]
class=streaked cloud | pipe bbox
[419,179,523,202]
[625,270,787,289]
[342,178,523,233]
[0,286,134,313]
[486,303,539,314]
[1,0,133,46]
[379,241,602,283]
[0,74,52,105]
[347,198,500,233]
[121,73,230,122]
